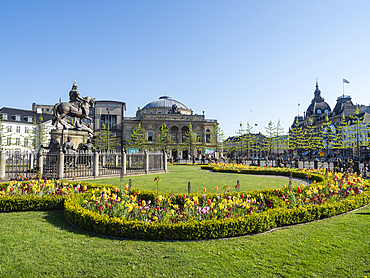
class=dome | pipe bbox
[142,96,189,110]
[306,81,331,117]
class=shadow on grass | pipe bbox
[355,212,370,215]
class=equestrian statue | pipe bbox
[52,81,95,134]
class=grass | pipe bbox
[1,165,368,277]
[0,206,369,277]
[87,165,301,193]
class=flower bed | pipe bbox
[0,179,115,212]
[2,164,370,240]
[63,165,370,240]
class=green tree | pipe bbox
[348,106,365,158]
[125,123,147,151]
[26,116,50,152]
[0,115,12,150]
[289,117,305,156]
[94,123,121,151]
[236,122,246,159]
[274,120,286,156]
[209,123,225,157]
[244,122,258,158]
[334,113,350,157]
[264,120,275,156]
[182,124,199,163]
[320,114,336,156]
[155,124,173,153]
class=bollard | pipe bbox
[57,151,64,179]
[93,152,99,177]
[164,152,167,172]
[0,150,5,180]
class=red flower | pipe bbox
[241,194,244,199]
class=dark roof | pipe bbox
[306,81,331,117]
[142,96,189,110]
[332,95,353,115]
[0,107,53,123]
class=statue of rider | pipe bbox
[69,80,86,117]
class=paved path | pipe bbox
[252,175,313,187]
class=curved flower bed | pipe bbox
[1,164,370,240]
[64,164,370,240]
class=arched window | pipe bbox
[181,126,189,142]
[170,126,179,142]
[317,109,322,114]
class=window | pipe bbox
[15,115,21,121]
[15,138,20,146]
[7,137,11,145]
[148,132,153,141]
[25,127,29,133]
[27,117,33,123]
[1,114,8,120]
[206,134,211,143]
[24,138,28,147]
[317,110,321,114]
[324,109,329,113]
[196,133,201,141]
[101,115,117,129]
[7,126,12,132]
[16,126,21,133]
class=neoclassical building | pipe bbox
[122,96,218,159]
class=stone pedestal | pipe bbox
[51,129,91,150]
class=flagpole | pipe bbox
[343,78,344,97]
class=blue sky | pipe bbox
[1,0,370,137]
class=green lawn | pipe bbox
[88,165,300,193]
[0,206,368,277]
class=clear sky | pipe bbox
[1,0,370,138]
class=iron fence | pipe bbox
[99,151,122,176]
[126,152,145,173]
[4,150,38,180]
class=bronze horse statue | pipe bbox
[52,96,95,130]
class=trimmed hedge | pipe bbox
[201,165,324,182]
[64,190,370,240]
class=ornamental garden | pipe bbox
[1,163,369,240]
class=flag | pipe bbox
[343,78,350,84]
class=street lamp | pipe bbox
[106,106,110,151]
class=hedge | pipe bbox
[64,190,370,240]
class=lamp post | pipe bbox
[106,107,110,151]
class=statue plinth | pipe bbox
[51,129,91,150]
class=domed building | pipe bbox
[123,96,218,160]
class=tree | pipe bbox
[348,106,365,159]
[94,123,121,151]
[320,114,336,157]
[0,115,12,150]
[125,123,147,151]
[26,116,50,152]
[264,120,275,156]
[155,124,173,153]
[334,113,350,158]
[244,122,258,158]
[209,123,225,157]
[182,124,199,163]
[274,120,286,156]
[289,117,304,156]
[235,122,246,158]
[303,117,319,157]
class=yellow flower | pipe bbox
[214,209,218,214]
[124,184,129,190]
[158,195,163,202]
[153,216,158,221]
